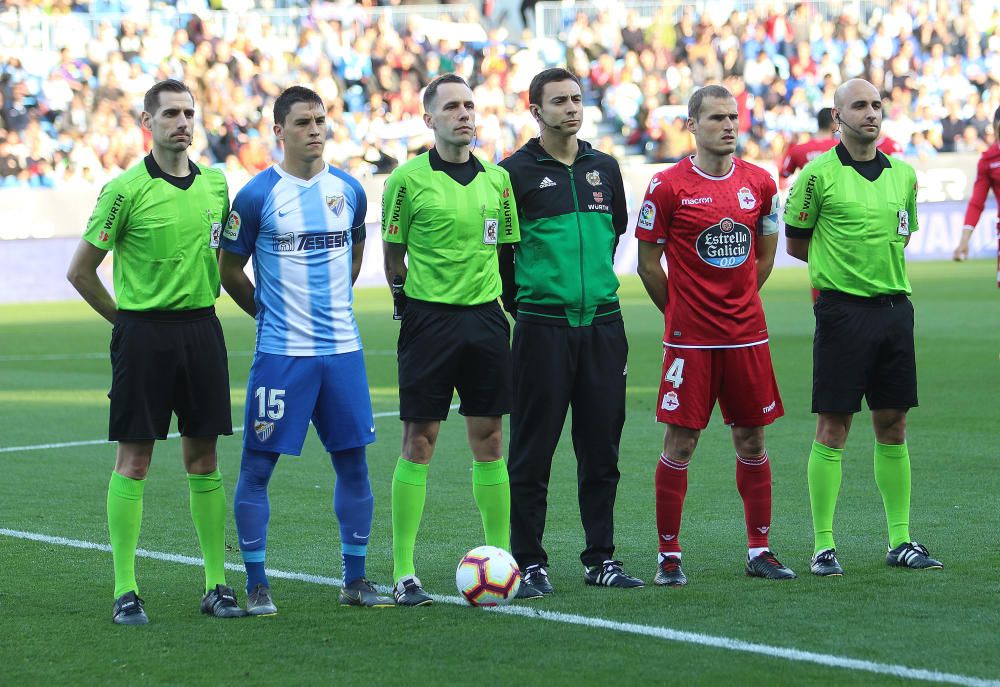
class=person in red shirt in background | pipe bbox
[876,134,904,156]
[954,106,1000,286]
[635,84,796,588]
[782,108,837,302]
[779,108,837,191]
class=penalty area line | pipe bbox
[1,528,996,687]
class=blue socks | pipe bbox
[234,445,374,591]
[331,446,374,585]
[234,448,279,594]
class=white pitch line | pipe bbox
[0,406,453,454]
[1,527,996,687]
[0,350,396,362]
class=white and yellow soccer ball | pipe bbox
[455,545,521,607]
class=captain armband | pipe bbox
[760,212,779,236]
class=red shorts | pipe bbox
[655,343,784,430]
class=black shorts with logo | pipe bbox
[397,299,512,421]
[812,291,918,414]
[108,307,233,441]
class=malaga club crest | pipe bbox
[326,193,345,216]
[254,420,274,442]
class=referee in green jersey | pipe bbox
[67,80,245,623]
[784,78,943,577]
[381,74,520,606]
[498,68,643,595]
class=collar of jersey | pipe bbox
[144,154,199,190]
[272,162,329,187]
[835,143,891,170]
[688,155,735,181]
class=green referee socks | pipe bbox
[472,458,511,553]
[873,442,912,548]
[188,470,228,592]
[108,471,144,598]
[808,441,843,554]
[392,457,428,582]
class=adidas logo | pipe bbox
[539,177,557,188]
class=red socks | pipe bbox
[655,454,688,554]
[736,453,772,549]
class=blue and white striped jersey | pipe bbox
[221,164,367,356]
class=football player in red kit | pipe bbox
[954,105,1000,284]
[635,85,796,586]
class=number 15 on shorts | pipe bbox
[254,387,286,420]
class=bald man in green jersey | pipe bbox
[382,74,520,606]
[784,78,943,577]
[67,79,245,623]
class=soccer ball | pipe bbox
[455,545,521,607]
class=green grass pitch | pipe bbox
[0,260,997,686]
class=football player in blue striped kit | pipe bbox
[219,86,393,613]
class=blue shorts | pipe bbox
[243,350,375,455]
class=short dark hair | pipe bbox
[143,79,193,116]
[274,86,324,126]
[528,68,582,106]
[993,105,1000,128]
[422,73,470,111]
[687,84,734,120]
[817,107,834,130]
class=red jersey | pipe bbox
[780,136,837,180]
[877,136,904,156]
[963,142,1000,228]
[635,156,779,348]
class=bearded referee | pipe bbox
[382,74,520,606]
[784,78,943,576]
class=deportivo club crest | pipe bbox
[737,186,756,210]
[326,193,345,216]
[586,170,601,186]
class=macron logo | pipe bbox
[681,197,713,205]
[539,177,557,189]
[649,177,662,193]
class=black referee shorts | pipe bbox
[812,291,918,414]
[397,299,512,421]
[108,307,233,441]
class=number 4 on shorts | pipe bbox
[664,358,684,388]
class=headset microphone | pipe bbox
[837,114,868,136]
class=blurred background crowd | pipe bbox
[0,0,998,190]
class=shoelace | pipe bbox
[603,560,625,573]
[907,542,929,556]
[525,566,548,583]
[759,552,781,566]
[660,558,681,572]
[355,578,377,593]
[815,550,836,563]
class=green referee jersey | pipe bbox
[83,155,230,310]
[381,150,519,306]
[783,144,918,296]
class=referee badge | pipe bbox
[896,209,910,236]
[483,218,498,244]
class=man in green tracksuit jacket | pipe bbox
[499,68,644,596]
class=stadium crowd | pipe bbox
[0,0,998,189]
